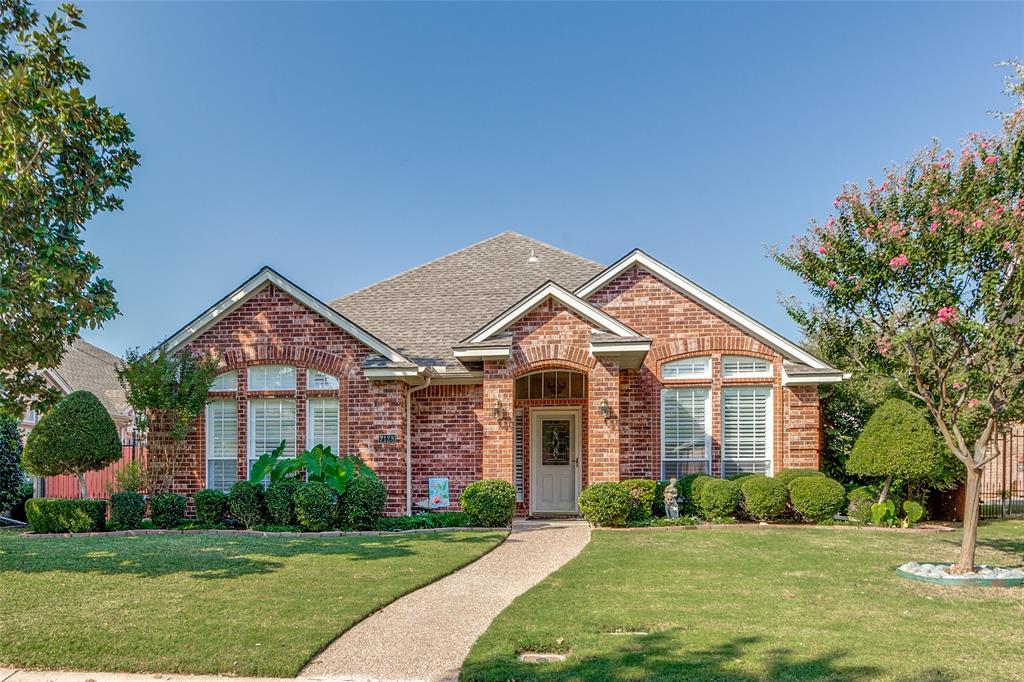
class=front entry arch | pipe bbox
[529,408,582,514]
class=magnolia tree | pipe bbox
[776,65,1024,572]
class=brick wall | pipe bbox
[410,384,483,510]
[173,283,408,514]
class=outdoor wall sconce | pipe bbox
[599,398,610,419]
[493,399,503,419]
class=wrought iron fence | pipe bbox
[980,426,1024,519]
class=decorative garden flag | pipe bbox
[428,477,450,508]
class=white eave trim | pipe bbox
[453,347,511,361]
[159,267,412,365]
[40,368,74,396]
[576,250,833,371]
[589,341,652,355]
[467,281,640,344]
[781,369,852,386]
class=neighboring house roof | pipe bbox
[330,232,605,370]
[47,339,131,419]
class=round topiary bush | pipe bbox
[109,491,145,529]
[228,480,266,529]
[338,475,387,530]
[150,492,186,529]
[577,481,632,527]
[846,486,875,524]
[680,473,712,514]
[460,479,516,527]
[620,479,657,522]
[696,478,741,519]
[293,481,338,532]
[21,391,122,499]
[775,468,825,488]
[789,476,847,522]
[193,488,229,525]
[740,475,789,521]
[266,477,302,526]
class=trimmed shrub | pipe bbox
[726,472,758,482]
[846,486,875,524]
[266,477,302,526]
[375,511,472,532]
[193,489,229,525]
[848,398,951,489]
[696,478,741,519]
[150,492,186,529]
[0,415,25,512]
[338,475,387,530]
[578,482,632,527]
[109,491,145,529]
[620,479,657,522]
[775,468,825,488]
[679,473,712,515]
[4,481,33,521]
[21,391,121,498]
[460,479,516,527]
[740,476,788,521]
[25,498,106,533]
[789,476,847,522]
[294,481,338,532]
[228,480,266,529]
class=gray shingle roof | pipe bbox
[330,232,605,369]
[53,340,131,418]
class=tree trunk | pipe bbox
[77,472,88,500]
[878,475,893,504]
[951,467,983,574]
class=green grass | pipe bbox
[462,521,1024,681]
[0,530,505,676]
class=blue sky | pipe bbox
[59,1,1023,356]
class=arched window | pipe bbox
[210,370,237,391]
[661,357,711,380]
[721,356,772,378]
[248,365,296,390]
[514,370,585,400]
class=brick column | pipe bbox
[482,360,515,483]
[587,357,620,483]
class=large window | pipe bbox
[514,371,585,400]
[248,365,296,391]
[248,399,296,476]
[661,357,711,380]
[661,388,711,478]
[205,400,238,492]
[722,386,772,476]
[307,398,340,453]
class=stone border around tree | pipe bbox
[896,562,1024,587]
[16,526,508,540]
[598,522,955,533]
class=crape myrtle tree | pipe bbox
[0,0,140,417]
[775,63,1024,573]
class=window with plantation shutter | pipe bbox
[661,388,711,478]
[307,398,340,453]
[248,399,296,479]
[721,386,772,477]
[661,357,711,380]
[721,356,772,378]
[514,408,525,502]
[205,400,237,492]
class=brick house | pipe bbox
[158,232,845,516]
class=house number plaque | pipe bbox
[377,434,397,443]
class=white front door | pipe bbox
[530,409,581,514]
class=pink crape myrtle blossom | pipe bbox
[936,306,959,324]
[889,254,909,269]
[984,155,999,165]
[827,279,837,288]
[968,399,979,408]
[929,222,940,232]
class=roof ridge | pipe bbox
[69,339,123,367]
[329,231,602,305]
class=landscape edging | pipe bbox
[598,522,955,533]
[18,526,508,540]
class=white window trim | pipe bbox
[246,398,297,478]
[661,356,712,380]
[720,385,774,478]
[660,387,712,478]
[721,355,774,379]
[205,399,238,491]
[306,397,340,453]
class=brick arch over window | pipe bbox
[651,337,778,365]
[510,346,598,374]
[216,345,353,379]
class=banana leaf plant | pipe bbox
[248,441,377,495]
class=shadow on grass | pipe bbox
[462,632,885,682]
[0,531,500,580]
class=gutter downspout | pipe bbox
[406,375,432,516]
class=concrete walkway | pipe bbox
[301,519,590,682]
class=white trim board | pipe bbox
[159,267,413,366]
[575,250,835,371]
[465,281,642,344]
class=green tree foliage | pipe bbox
[0,414,25,509]
[0,1,139,416]
[21,390,120,498]
[774,63,1024,571]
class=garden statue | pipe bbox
[663,477,679,519]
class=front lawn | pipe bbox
[462,521,1024,681]
[0,530,505,676]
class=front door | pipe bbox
[530,410,581,514]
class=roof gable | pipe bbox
[576,250,834,371]
[160,267,412,365]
